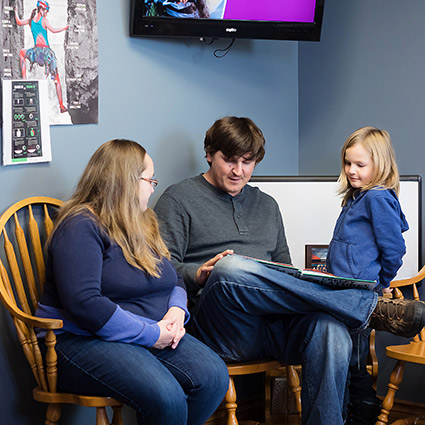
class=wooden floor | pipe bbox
[238,421,298,425]
[240,412,425,425]
[212,402,425,425]
[205,378,425,425]
[239,417,300,425]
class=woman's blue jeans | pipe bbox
[52,333,229,425]
[190,255,379,425]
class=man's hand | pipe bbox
[195,249,234,287]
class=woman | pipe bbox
[15,1,68,113]
[36,139,229,425]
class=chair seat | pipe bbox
[386,341,425,364]
[226,359,283,376]
[33,387,123,407]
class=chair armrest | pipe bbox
[0,290,63,329]
[391,265,425,288]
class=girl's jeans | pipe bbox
[190,255,379,425]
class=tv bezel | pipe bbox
[130,0,325,41]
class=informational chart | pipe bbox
[2,79,52,165]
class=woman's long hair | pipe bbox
[51,139,169,277]
[30,8,38,22]
[338,126,400,206]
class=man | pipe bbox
[154,116,425,425]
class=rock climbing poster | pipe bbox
[1,0,98,125]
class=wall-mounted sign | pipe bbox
[2,79,52,165]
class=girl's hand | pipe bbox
[162,306,186,349]
[195,249,234,286]
[153,316,178,349]
[382,287,393,296]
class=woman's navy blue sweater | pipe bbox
[36,212,189,347]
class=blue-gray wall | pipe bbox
[299,0,425,404]
[0,2,300,215]
[0,1,299,424]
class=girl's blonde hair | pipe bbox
[51,139,169,277]
[338,126,400,206]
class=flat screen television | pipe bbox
[130,0,325,41]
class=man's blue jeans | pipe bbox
[190,255,379,425]
[51,333,229,425]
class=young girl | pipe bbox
[36,139,229,425]
[327,126,409,425]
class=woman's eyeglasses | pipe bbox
[139,177,159,188]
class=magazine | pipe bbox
[243,256,376,291]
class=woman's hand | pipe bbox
[195,249,234,287]
[162,306,186,349]
[14,7,28,26]
[153,316,178,349]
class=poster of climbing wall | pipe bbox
[0,0,98,125]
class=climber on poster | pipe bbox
[14,1,69,113]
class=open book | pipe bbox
[243,256,376,291]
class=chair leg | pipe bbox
[45,403,62,425]
[376,360,405,425]
[96,407,111,425]
[264,370,273,424]
[111,405,123,425]
[287,365,302,417]
[225,376,239,425]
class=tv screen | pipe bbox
[130,0,325,41]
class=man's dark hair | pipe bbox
[204,116,265,165]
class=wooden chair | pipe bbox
[223,340,377,425]
[375,266,425,425]
[0,197,124,425]
[223,316,379,424]
[224,359,301,425]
